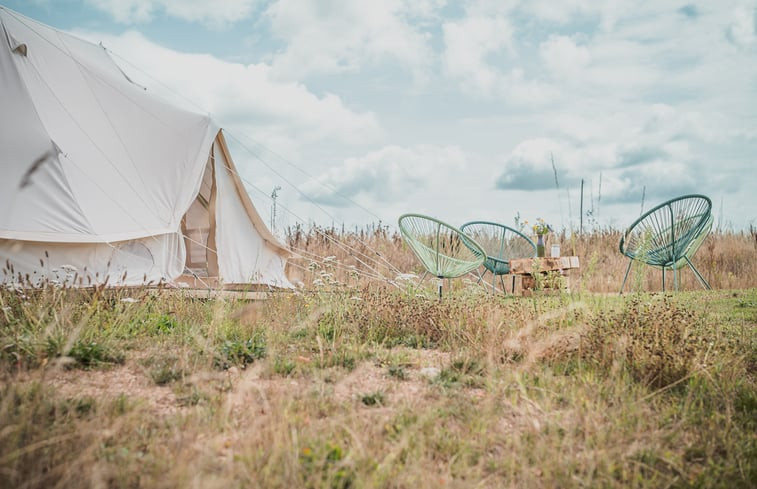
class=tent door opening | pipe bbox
[181,152,219,279]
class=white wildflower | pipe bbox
[394,273,418,281]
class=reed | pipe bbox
[286,223,757,292]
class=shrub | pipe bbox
[580,296,709,388]
[214,334,266,370]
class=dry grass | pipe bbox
[285,224,757,293]
[1,281,755,488]
[0,223,755,487]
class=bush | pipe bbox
[580,296,708,388]
[68,341,124,369]
[214,334,267,370]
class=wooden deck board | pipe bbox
[148,288,270,300]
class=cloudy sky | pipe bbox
[4,0,757,233]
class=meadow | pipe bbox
[1,227,755,488]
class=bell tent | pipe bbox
[0,7,292,288]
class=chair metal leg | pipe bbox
[418,271,428,285]
[500,274,507,295]
[409,271,427,295]
[662,268,667,291]
[673,266,679,291]
[512,275,516,295]
[685,257,711,290]
[476,269,486,285]
[476,269,492,294]
[620,259,633,294]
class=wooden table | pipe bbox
[508,256,580,294]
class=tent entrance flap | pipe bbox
[181,155,218,278]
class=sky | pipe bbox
[3,0,757,234]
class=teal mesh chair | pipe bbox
[619,194,712,293]
[398,214,486,298]
[460,221,536,294]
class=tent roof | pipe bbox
[0,6,218,243]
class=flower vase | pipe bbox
[536,234,545,257]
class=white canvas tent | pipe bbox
[0,7,292,289]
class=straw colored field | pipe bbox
[285,224,757,293]
[1,283,755,488]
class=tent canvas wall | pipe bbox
[0,7,292,288]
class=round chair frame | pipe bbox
[619,194,712,292]
[460,221,536,294]
[398,213,486,298]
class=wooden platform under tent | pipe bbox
[166,274,286,300]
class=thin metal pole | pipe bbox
[620,259,632,294]
[662,268,666,292]
[685,257,712,290]
[580,179,584,234]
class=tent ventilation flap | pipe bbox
[9,34,27,56]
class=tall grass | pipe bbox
[1,222,755,487]
[1,282,755,488]
[286,223,757,293]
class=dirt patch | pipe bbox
[44,361,181,416]
[333,348,455,405]
[220,364,285,419]
[16,347,458,418]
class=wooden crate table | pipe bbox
[508,256,580,294]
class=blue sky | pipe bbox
[4,0,757,233]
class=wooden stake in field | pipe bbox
[640,185,646,216]
[580,179,584,234]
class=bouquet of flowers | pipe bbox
[531,218,552,236]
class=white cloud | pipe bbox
[539,35,590,79]
[84,31,381,150]
[300,145,467,207]
[441,14,558,104]
[442,16,513,95]
[85,0,152,23]
[727,2,757,49]
[518,0,596,24]
[509,0,633,32]
[402,0,448,20]
[495,103,719,202]
[457,0,518,17]
[265,0,438,81]
[496,137,617,191]
[85,0,258,25]
[495,136,702,212]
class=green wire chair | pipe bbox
[460,221,536,294]
[619,194,712,293]
[398,214,486,298]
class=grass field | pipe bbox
[1,229,756,488]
